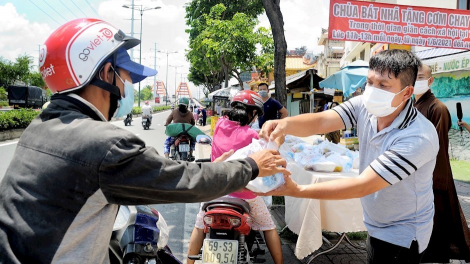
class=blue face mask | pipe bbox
[113,72,135,118]
[259,90,268,98]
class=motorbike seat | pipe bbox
[202,196,250,214]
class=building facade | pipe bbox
[317,28,345,78]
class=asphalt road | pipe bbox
[0,110,201,263]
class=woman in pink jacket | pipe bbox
[186,90,284,264]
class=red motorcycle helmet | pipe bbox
[39,18,140,94]
[231,90,264,116]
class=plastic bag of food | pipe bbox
[226,139,285,193]
[305,158,337,172]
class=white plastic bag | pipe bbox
[226,139,285,193]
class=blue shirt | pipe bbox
[258,97,283,128]
[333,96,439,253]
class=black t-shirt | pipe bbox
[258,97,283,128]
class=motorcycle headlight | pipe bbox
[156,213,170,249]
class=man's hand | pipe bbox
[248,149,290,177]
[213,150,234,163]
[259,120,287,147]
[255,174,300,197]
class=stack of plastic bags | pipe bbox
[279,135,360,173]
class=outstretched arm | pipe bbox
[458,121,470,133]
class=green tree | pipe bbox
[0,87,7,101]
[0,55,47,90]
[140,85,153,101]
[29,72,46,88]
[186,3,273,89]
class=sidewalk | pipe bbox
[197,123,470,264]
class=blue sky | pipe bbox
[0,0,329,95]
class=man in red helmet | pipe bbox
[0,19,289,263]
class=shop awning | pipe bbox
[415,48,468,60]
[269,68,318,89]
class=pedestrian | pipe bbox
[413,64,470,263]
[257,82,289,128]
[192,104,199,124]
[0,18,289,263]
[198,106,207,126]
[187,90,284,264]
[260,49,439,264]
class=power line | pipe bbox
[59,0,79,19]
[42,0,68,22]
[27,0,61,25]
[83,0,99,17]
[69,0,88,17]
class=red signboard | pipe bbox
[329,0,470,49]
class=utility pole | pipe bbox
[156,51,178,103]
[152,43,158,100]
[169,65,183,100]
[123,4,160,107]
[130,0,135,61]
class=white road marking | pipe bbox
[0,141,18,147]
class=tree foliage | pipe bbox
[140,85,154,101]
[185,1,273,92]
[0,55,34,87]
[0,55,48,93]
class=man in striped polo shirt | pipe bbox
[260,49,439,264]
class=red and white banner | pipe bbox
[329,0,470,49]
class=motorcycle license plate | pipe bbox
[142,118,147,122]
[179,144,190,152]
[202,239,238,264]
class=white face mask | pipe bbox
[413,78,430,95]
[363,85,408,117]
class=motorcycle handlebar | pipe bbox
[195,158,211,163]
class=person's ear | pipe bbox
[429,76,434,86]
[404,86,414,100]
[99,62,114,84]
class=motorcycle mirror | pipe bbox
[196,135,212,144]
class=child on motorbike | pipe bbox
[187,90,284,264]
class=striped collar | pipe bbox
[394,99,418,130]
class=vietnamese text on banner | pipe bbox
[329,0,470,49]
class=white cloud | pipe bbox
[0,3,52,65]
[258,0,330,54]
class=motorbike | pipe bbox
[142,115,151,130]
[188,196,266,264]
[124,113,132,126]
[190,139,266,264]
[170,133,193,161]
[109,205,182,264]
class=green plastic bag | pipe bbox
[165,123,206,139]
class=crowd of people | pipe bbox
[1,17,470,264]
